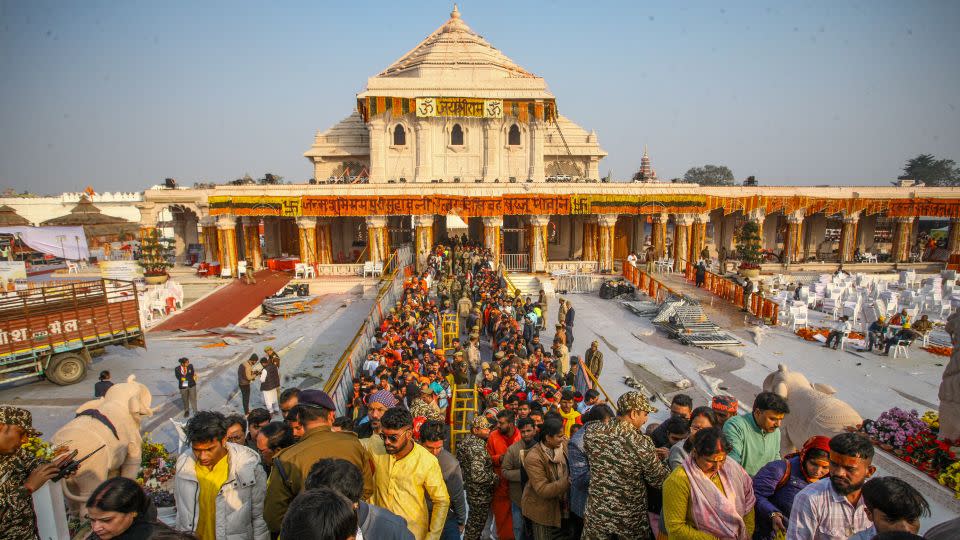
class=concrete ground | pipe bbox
[0,288,374,451]
[550,272,958,530]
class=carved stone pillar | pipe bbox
[316,219,333,264]
[414,120,431,182]
[528,120,545,181]
[581,216,598,262]
[747,209,766,250]
[949,218,960,256]
[651,213,668,259]
[838,213,860,264]
[597,213,618,272]
[891,217,914,263]
[673,215,695,272]
[784,212,804,265]
[198,217,217,263]
[242,217,262,270]
[367,118,386,182]
[482,120,499,181]
[365,215,389,264]
[216,215,238,277]
[528,215,551,273]
[483,216,503,269]
[414,215,435,272]
[296,217,318,265]
[690,214,709,261]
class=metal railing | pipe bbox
[501,253,530,272]
[324,258,407,414]
[680,259,780,325]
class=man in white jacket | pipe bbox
[175,411,269,540]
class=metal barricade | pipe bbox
[500,253,529,272]
[556,273,601,294]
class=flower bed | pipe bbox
[795,327,864,342]
[862,408,960,499]
[137,433,176,509]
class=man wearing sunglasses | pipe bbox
[371,407,450,540]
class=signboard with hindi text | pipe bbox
[416,97,503,118]
[99,260,143,281]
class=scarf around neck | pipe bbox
[680,453,756,540]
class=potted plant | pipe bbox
[735,220,763,278]
[138,229,173,284]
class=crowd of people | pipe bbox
[2,238,960,540]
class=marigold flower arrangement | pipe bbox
[137,433,176,508]
[938,461,960,499]
[864,407,927,447]
[922,410,940,432]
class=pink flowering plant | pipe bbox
[865,407,928,447]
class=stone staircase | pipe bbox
[506,273,542,297]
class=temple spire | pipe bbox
[451,4,460,19]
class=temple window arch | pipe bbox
[450,124,464,146]
[392,124,406,146]
[508,124,521,145]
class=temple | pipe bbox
[137,7,960,277]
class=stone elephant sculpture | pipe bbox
[762,364,862,454]
[52,374,153,511]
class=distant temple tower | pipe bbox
[636,146,658,182]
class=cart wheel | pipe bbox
[46,352,87,386]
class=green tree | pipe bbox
[735,221,764,266]
[683,164,735,185]
[902,154,960,186]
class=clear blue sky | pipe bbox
[1,0,958,192]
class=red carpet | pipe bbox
[150,270,292,332]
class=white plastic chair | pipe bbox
[66,261,79,273]
[362,261,375,277]
[303,264,316,278]
[294,263,306,278]
[221,265,232,278]
[791,308,809,331]
[892,340,910,359]
[373,262,384,276]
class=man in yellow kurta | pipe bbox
[372,407,450,540]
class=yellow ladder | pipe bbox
[441,313,459,352]
[449,383,478,452]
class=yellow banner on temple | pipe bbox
[209,196,302,217]
[570,194,708,215]
[415,98,503,118]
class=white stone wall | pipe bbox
[369,115,537,182]
[0,192,143,225]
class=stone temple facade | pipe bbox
[303,6,606,183]
[137,7,960,279]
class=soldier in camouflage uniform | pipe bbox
[408,384,445,422]
[582,391,669,540]
[0,407,71,540]
[456,415,497,540]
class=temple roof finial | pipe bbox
[451,4,460,19]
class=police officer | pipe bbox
[263,390,373,534]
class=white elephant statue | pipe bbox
[762,364,862,454]
[939,311,960,442]
[52,374,153,511]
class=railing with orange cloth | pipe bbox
[680,259,779,325]
[621,260,679,304]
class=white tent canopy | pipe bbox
[0,226,90,261]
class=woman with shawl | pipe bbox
[663,427,756,540]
